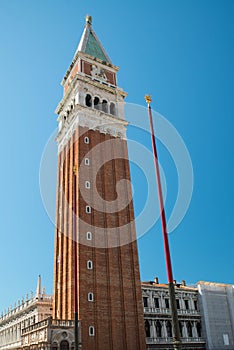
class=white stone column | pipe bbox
[184,322,188,338]
[181,321,185,338]
[192,321,197,338]
[151,320,157,339]
[162,320,167,338]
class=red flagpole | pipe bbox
[145,95,181,349]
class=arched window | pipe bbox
[88,292,94,302]
[60,340,69,350]
[85,181,91,189]
[86,206,91,214]
[94,97,100,110]
[110,102,116,115]
[102,100,108,113]
[145,320,150,338]
[84,137,89,144]
[156,321,162,337]
[85,94,92,107]
[89,326,95,336]
[196,322,201,337]
[86,232,92,240]
[166,321,172,337]
[87,260,93,270]
[187,322,193,337]
[85,158,90,166]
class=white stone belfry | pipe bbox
[55,16,127,153]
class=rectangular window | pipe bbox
[86,206,91,214]
[86,232,92,240]
[176,299,180,309]
[154,298,159,308]
[87,260,93,270]
[223,334,229,345]
[143,297,148,307]
[85,181,91,189]
[184,300,189,310]
[89,326,95,336]
[165,298,170,309]
[194,300,198,310]
[88,292,94,302]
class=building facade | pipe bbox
[0,277,53,350]
[0,277,80,350]
[0,279,207,350]
[198,281,234,350]
[142,279,206,350]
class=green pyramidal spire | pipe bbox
[76,15,111,63]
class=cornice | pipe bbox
[56,105,128,153]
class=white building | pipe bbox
[0,277,78,350]
[198,281,234,350]
[142,278,206,349]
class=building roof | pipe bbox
[75,16,111,63]
[141,280,197,291]
[198,280,234,287]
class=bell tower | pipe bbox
[53,16,146,350]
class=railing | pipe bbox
[22,317,76,335]
[0,295,53,322]
[51,319,75,327]
[21,318,51,335]
[0,340,21,349]
[178,309,200,315]
[146,337,205,344]
[147,337,173,344]
[144,307,171,314]
[144,307,199,315]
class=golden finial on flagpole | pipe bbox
[73,165,78,175]
[145,95,152,107]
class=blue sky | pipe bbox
[0,0,234,312]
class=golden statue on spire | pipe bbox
[86,15,92,25]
